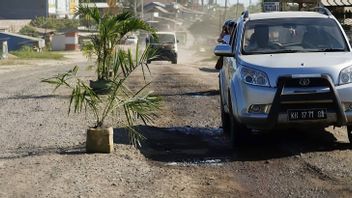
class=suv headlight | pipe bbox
[240,67,270,87]
[339,66,352,85]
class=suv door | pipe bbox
[222,23,238,113]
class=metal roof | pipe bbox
[81,2,123,8]
[0,32,44,42]
[144,5,170,14]
[321,0,352,6]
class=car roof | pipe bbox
[156,32,176,36]
[248,11,329,21]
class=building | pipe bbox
[80,1,123,14]
[0,32,45,51]
[143,2,203,31]
[0,0,79,19]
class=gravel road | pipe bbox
[0,50,351,197]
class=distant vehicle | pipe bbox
[214,8,352,146]
[146,32,178,64]
[125,35,138,45]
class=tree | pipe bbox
[247,1,263,13]
[77,5,155,81]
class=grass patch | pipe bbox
[11,50,64,60]
[10,46,64,60]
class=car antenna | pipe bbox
[312,5,332,17]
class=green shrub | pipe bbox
[11,46,64,60]
[30,17,80,31]
[19,25,40,37]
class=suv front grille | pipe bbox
[284,78,330,88]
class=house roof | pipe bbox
[321,0,352,6]
[81,2,123,8]
[177,4,204,15]
[0,32,44,42]
[144,5,170,14]
[33,27,55,34]
[144,2,166,9]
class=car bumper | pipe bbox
[149,48,177,61]
[231,75,352,129]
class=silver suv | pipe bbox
[214,9,352,146]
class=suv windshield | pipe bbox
[151,34,175,44]
[242,18,348,55]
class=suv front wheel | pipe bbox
[228,96,250,147]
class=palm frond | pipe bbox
[115,18,156,43]
[113,12,132,22]
[123,84,161,125]
[76,4,101,25]
[68,80,101,125]
[126,126,145,147]
[41,66,79,91]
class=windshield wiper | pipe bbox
[305,48,346,52]
[243,49,300,55]
[318,48,346,52]
[269,49,300,54]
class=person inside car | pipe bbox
[222,20,236,44]
[247,25,270,50]
[215,20,235,70]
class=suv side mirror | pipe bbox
[214,44,234,57]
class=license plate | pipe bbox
[288,109,327,121]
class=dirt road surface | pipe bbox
[0,49,351,197]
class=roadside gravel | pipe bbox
[0,50,351,197]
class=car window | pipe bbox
[228,25,238,54]
[242,18,348,55]
[151,34,175,44]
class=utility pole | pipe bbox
[141,0,144,19]
[235,0,239,17]
[224,0,228,21]
[134,0,137,17]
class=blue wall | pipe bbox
[0,33,38,51]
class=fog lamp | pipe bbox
[248,104,271,113]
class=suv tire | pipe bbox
[171,59,177,64]
[228,95,250,147]
[219,78,230,135]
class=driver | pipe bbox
[247,25,269,50]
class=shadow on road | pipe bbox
[0,144,85,160]
[114,126,351,163]
[199,67,219,73]
[2,94,70,100]
[156,90,219,97]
